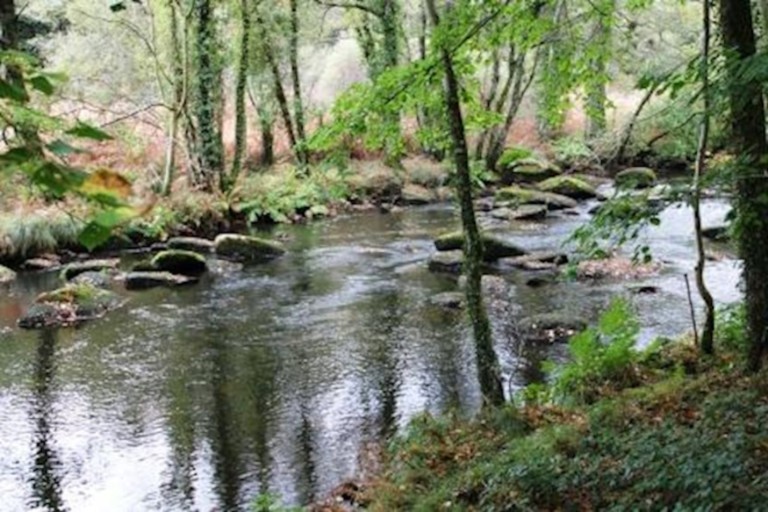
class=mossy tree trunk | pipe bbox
[193,0,224,192]
[425,0,504,407]
[230,0,251,186]
[288,0,309,168]
[718,0,768,371]
[162,0,186,196]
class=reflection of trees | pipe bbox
[29,329,66,512]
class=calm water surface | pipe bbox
[0,200,739,511]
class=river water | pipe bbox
[0,199,739,511]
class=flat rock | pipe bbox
[71,271,111,289]
[519,313,587,343]
[429,292,464,309]
[0,264,16,284]
[124,271,198,290]
[499,251,568,269]
[167,236,215,254]
[214,234,286,262]
[22,257,60,271]
[151,250,208,277]
[495,186,578,210]
[427,251,464,274]
[60,259,120,281]
[489,204,548,221]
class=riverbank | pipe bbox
[346,310,768,511]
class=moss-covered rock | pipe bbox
[503,157,562,184]
[0,264,16,284]
[60,259,120,281]
[495,186,578,210]
[18,282,122,329]
[167,236,215,254]
[151,250,208,277]
[124,271,199,290]
[427,250,464,274]
[537,176,598,200]
[214,234,286,262]
[489,204,548,221]
[616,167,657,189]
[433,231,526,261]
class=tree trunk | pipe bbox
[230,0,251,186]
[693,0,715,354]
[288,0,308,167]
[719,0,768,371]
[162,0,185,196]
[193,0,224,192]
[425,0,505,407]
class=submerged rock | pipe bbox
[214,234,286,262]
[433,231,526,261]
[0,264,16,284]
[616,167,657,189]
[124,271,199,290]
[167,236,215,254]
[60,259,120,281]
[495,186,578,210]
[537,176,598,200]
[151,250,208,277]
[429,292,464,309]
[18,282,123,329]
[519,313,587,343]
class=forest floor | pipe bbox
[318,337,768,511]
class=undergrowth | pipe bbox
[366,300,767,511]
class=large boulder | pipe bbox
[495,186,578,210]
[60,259,120,281]
[151,250,208,277]
[0,264,16,284]
[214,234,286,262]
[124,271,199,290]
[537,176,598,200]
[18,283,123,329]
[167,236,215,254]
[615,167,657,189]
[433,231,526,261]
[427,250,464,274]
[518,313,587,343]
[503,157,561,184]
[399,184,435,206]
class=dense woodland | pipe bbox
[2,0,768,508]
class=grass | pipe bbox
[0,207,83,261]
[363,304,768,511]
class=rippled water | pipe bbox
[0,200,739,511]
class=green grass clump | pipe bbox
[0,211,82,260]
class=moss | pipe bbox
[433,231,526,260]
[537,175,598,199]
[150,249,208,276]
[495,186,578,210]
[214,233,285,262]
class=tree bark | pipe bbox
[288,0,309,167]
[718,0,768,371]
[230,0,251,186]
[425,0,505,407]
[693,0,715,354]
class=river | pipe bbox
[0,198,739,511]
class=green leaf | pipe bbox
[0,146,35,164]
[46,139,81,157]
[0,78,27,102]
[78,221,113,251]
[29,75,54,95]
[66,122,112,141]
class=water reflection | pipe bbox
[29,329,66,512]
